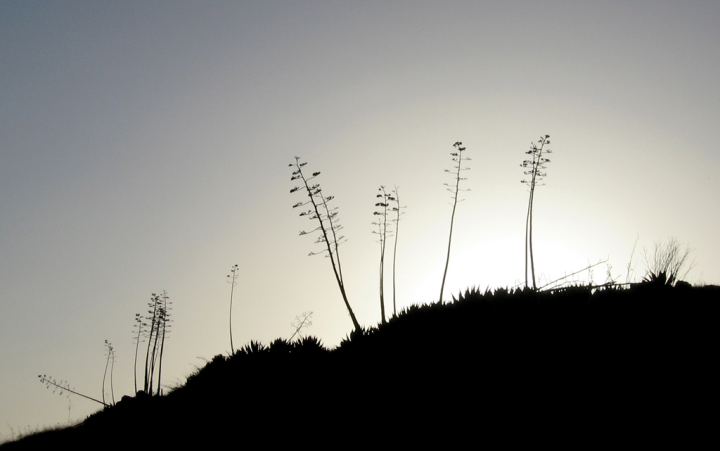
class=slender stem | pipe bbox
[102,343,109,406]
[143,294,158,393]
[439,143,467,303]
[229,268,237,354]
[109,345,115,405]
[524,186,532,289]
[133,317,141,394]
[529,187,536,290]
[391,186,400,317]
[156,291,168,396]
[40,376,109,407]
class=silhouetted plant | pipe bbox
[625,234,640,283]
[242,340,268,354]
[227,264,239,354]
[642,237,695,285]
[132,313,145,394]
[269,338,293,355]
[373,185,395,324]
[102,340,115,406]
[293,335,326,356]
[521,134,552,290]
[289,311,313,342]
[144,291,171,396]
[439,142,470,303]
[390,185,405,317]
[289,157,361,333]
[38,375,108,407]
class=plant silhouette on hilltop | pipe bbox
[227,264,239,354]
[132,313,145,394]
[38,375,108,407]
[439,142,470,303]
[521,134,552,291]
[642,236,695,286]
[373,185,395,324]
[144,291,171,396]
[289,311,314,342]
[390,185,405,317]
[102,340,115,406]
[289,157,361,333]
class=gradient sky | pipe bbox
[2,0,719,437]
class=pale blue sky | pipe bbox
[2,1,719,437]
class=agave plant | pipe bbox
[642,271,675,286]
[242,340,268,355]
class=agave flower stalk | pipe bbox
[390,185,405,317]
[373,186,395,324]
[439,142,470,303]
[227,264,239,354]
[521,135,552,291]
[38,375,108,407]
[290,157,361,333]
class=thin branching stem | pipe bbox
[439,142,470,303]
[290,157,361,333]
[38,375,109,407]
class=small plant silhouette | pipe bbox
[521,134,552,290]
[390,185,405,317]
[132,313,145,394]
[102,340,115,406]
[39,340,116,408]
[373,185,395,324]
[38,375,108,407]
[289,311,314,342]
[144,291,171,396]
[439,142,470,303]
[290,157,361,333]
[642,236,695,285]
[227,264,239,354]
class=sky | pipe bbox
[1,0,719,439]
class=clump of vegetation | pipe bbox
[143,291,171,396]
[21,283,717,449]
[289,157,361,333]
[642,236,695,286]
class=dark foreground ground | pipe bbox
[3,283,718,448]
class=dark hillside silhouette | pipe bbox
[4,283,717,448]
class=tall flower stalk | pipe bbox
[373,186,394,324]
[521,134,552,290]
[290,157,361,333]
[439,142,470,303]
[227,264,239,354]
[390,185,404,317]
